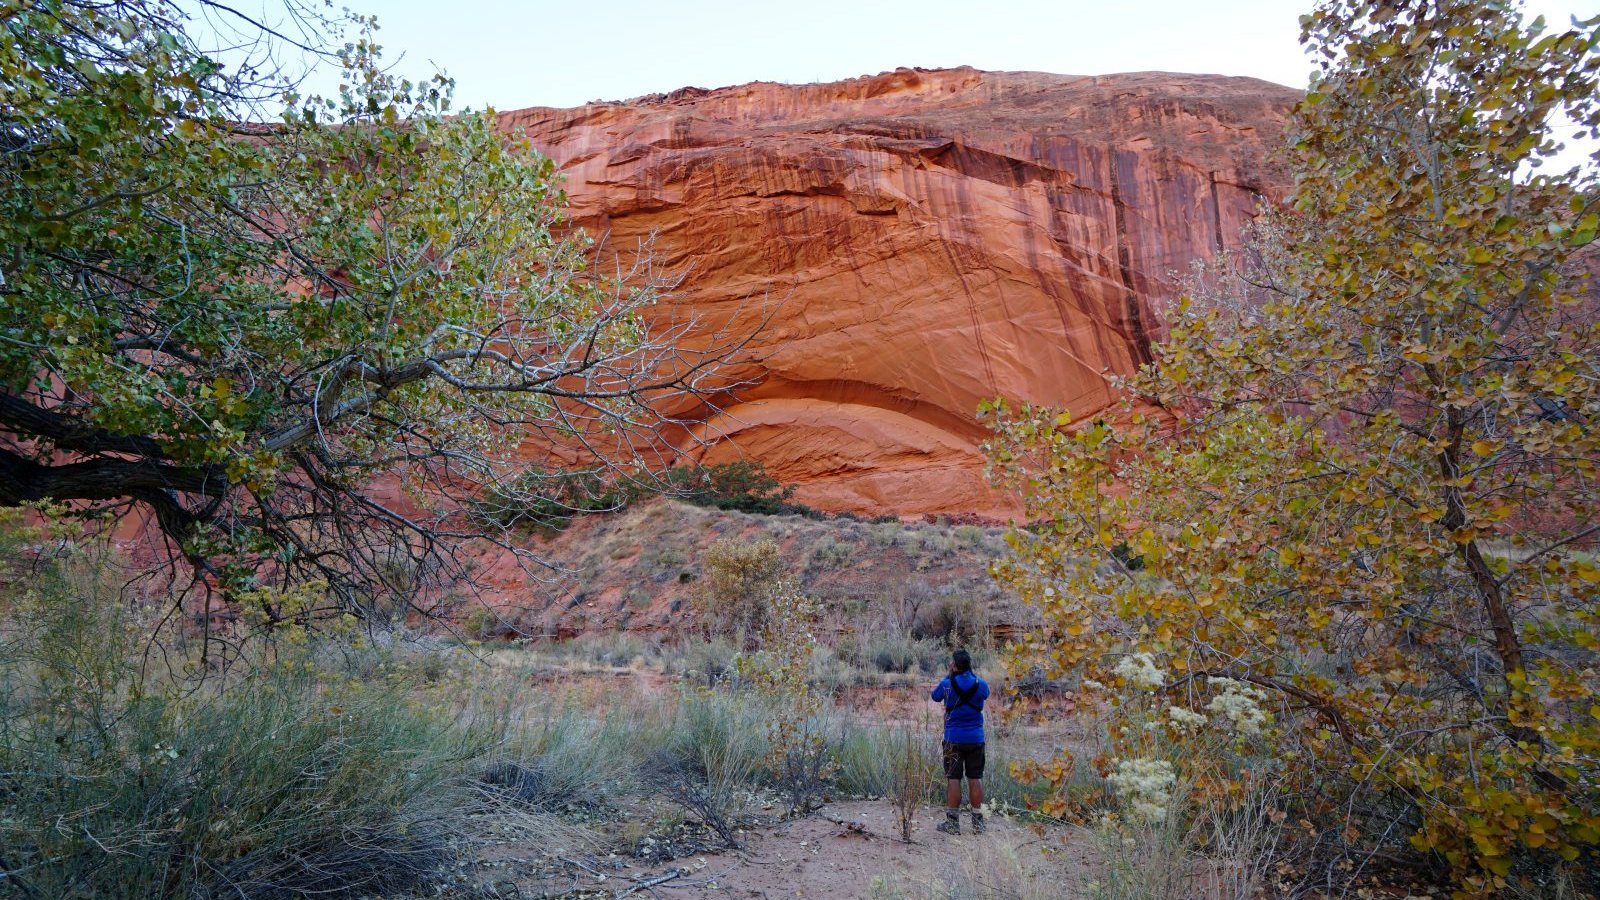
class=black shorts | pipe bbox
[942,741,986,780]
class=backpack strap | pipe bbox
[944,676,981,722]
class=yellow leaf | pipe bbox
[1470,439,1497,457]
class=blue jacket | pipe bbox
[932,671,989,743]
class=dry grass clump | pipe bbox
[0,560,506,899]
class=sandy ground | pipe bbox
[481,799,1090,899]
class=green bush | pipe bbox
[646,687,771,846]
[472,461,802,532]
[663,460,796,514]
[833,724,893,798]
[488,700,659,811]
[807,536,855,571]
[470,467,627,532]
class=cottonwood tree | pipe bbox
[986,0,1599,892]
[0,1,751,626]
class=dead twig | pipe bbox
[615,867,688,898]
[819,814,876,839]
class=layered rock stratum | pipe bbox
[500,67,1301,517]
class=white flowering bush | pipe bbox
[1112,652,1165,691]
[1107,757,1177,825]
[1204,677,1270,738]
[1166,706,1207,734]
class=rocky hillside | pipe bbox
[501,67,1301,517]
[459,498,1023,644]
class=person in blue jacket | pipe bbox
[931,648,989,834]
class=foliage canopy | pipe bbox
[988,0,1600,892]
[0,0,740,620]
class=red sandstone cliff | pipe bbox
[499,68,1301,517]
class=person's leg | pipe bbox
[937,779,962,834]
[967,744,987,833]
[938,742,963,834]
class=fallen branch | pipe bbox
[820,814,875,839]
[615,867,688,898]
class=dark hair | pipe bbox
[952,649,972,672]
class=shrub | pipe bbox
[551,632,656,668]
[734,581,837,816]
[867,523,903,548]
[462,603,515,640]
[844,632,944,675]
[807,535,855,571]
[490,699,654,810]
[0,572,499,898]
[649,545,688,569]
[672,635,742,684]
[915,530,957,558]
[650,687,771,847]
[886,727,939,842]
[471,467,626,532]
[697,537,785,636]
[777,501,828,520]
[832,725,892,798]
[911,594,986,644]
[663,460,797,514]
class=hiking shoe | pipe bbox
[936,814,961,835]
[970,811,986,834]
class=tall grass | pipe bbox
[646,687,772,846]
[1077,815,1196,900]
[0,526,1048,896]
[834,718,1040,813]
[482,696,662,810]
[0,559,503,898]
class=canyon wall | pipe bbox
[500,67,1300,517]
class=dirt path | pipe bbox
[488,800,1089,899]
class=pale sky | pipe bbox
[214,0,1596,111]
[362,0,1318,109]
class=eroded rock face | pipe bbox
[499,68,1300,516]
